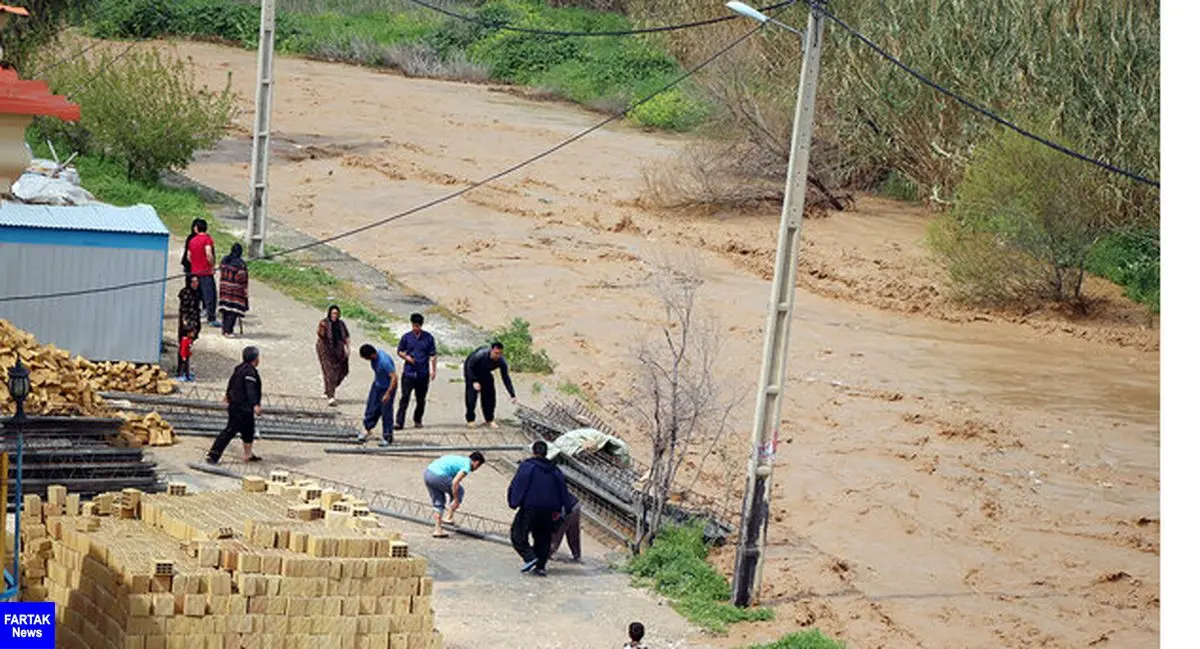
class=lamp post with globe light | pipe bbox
[4,356,30,599]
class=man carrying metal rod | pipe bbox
[424,452,486,538]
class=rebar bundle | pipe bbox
[515,401,735,546]
[0,417,165,504]
[104,390,363,443]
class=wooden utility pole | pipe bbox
[246,0,277,259]
[731,0,827,608]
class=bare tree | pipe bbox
[624,262,740,553]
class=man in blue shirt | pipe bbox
[424,451,485,538]
[357,344,398,446]
[396,312,437,430]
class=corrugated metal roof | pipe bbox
[0,201,169,236]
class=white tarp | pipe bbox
[11,173,97,206]
[546,428,633,466]
[11,158,95,206]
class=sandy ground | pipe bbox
[132,40,1158,648]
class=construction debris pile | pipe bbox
[18,475,443,649]
[516,400,734,546]
[80,360,176,395]
[1,319,177,447]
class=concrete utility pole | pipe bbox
[245,0,278,259]
[729,0,827,608]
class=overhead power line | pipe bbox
[404,0,795,37]
[0,26,763,304]
[814,1,1160,188]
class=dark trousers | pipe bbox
[364,384,395,442]
[220,310,240,335]
[510,507,556,570]
[396,375,429,429]
[207,409,255,461]
[176,354,190,377]
[465,376,497,423]
[198,275,217,322]
[549,505,582,559]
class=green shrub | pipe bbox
[930,125,1118,308]
[90,0,303,45]
[79,0,707,133]
[38,47,236,182]
[279,11,436,59]
[490,318,555,374]
[1086,230,1160,311]
[470,30,582,83]
[739,631,844,649]
[625,523,774,633]
[629,86,709,131]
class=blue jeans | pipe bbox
[363,384,395,442]
[198,275,218,322]
[424,469,464,514]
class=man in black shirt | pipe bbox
[463,342,517,428]
[205,346,263,464]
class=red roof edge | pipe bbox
[0,69,81,121]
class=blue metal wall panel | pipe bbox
[0,243,167,363]
[0,226,166,251]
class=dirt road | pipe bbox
[155,40,1157,648]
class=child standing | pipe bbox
[178,327,197,382]
[622,622,645,649]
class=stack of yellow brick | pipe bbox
[18,479,443,649]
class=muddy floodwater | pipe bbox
[116,38,1163,649]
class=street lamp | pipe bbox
[726,1,806,40]
[725,0,827,607]
[4,356,29,600]
[6,357,29,419]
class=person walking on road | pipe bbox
[549,489,583,562]
[507,440,571,577]
[464,342,517,428]
[423,452,485,538]
[218,243,249,337]
[205,346,263,464]
[396,312,437,430]
[357,344,397,446]
[316,305,351,406]
[184,219,219,327]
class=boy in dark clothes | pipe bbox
[507,440,570,576]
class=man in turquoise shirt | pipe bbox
[424,452,485,538]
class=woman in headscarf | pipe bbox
[316,305,351,406]
[178,274,203,342]
[217,243,250,338]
